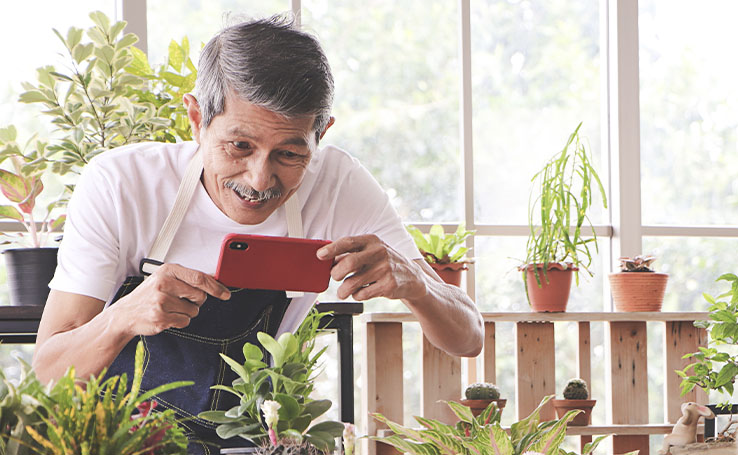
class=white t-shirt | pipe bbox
[49,141,421,334]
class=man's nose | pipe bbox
[246,154,276,192]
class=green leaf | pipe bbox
[0,205,24,222]
[243,343,264,362]
[273,393,300,421]
[18,90,49,104]
[89,11,111,34]
[0,125,17,143]
[258,332,285,367]
[220,353,250,382]
[303,399,331,419]
[72,43,94,64]
[168,39,185,72]
[306,420,345,437]
[198,410,234,423]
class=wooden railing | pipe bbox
[361,312,709,455]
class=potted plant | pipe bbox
[1,11,195,305]
[0,127,65,306]
[609,255,669,312]
[199,310,345,454]
[552,378,596,426]
[372,395,634,455]
[677,273,738,453]
[406,223,474,286]
[1,341,190,454]
[459,382,506,417]
[519,122,607,312]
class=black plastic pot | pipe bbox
[2,247,58,306]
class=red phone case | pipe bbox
[214,234,332,292]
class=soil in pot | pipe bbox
[522,263,577,312]
[2,247,58,306]
[609,272,668,312]
[459,398,507,417]
[552,399,596,426]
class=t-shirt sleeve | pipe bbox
[331,161,422,261]
[48,160,123,301]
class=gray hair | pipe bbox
[195,15,334,143]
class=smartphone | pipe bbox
[214,234,332,292]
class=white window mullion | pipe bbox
[459,0,475,303]
[118,0,147,53]
[607,0,642,265]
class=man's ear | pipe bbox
[319,116,335,140]
[184,94,203,143]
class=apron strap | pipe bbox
[140,148,306,296]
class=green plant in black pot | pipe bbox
[520,122,607,312]
[199,310,344,454]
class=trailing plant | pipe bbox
[521,122,607,288]
[678,273,738,407]
[0,126,65,247]
[562,379,589,400]
[198,310,344,453]
[406,223,474,264]
[618,255,657,272]
[373,395,629,455]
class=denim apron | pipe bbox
[106,150,307,455]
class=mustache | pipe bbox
[224,181,282,202]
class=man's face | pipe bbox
[186,93,318,225]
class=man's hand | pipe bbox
[317,234,433,301]
[115,263,231,337]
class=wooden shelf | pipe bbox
[361,311,710,323]
[378,423,703,437]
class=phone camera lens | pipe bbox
[229,242,248,250]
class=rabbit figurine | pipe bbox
[660,402,715,454]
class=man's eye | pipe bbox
[279,150,298,158]
[232,142,251,150]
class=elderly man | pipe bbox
[33,15,483,453]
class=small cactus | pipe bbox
[562,378,589,400]
[464,382,500,400]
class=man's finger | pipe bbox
[164,264,231,300]
[318,235,375,260]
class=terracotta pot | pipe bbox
[430,262,468,287]
[552,399,596,426]
[459,398,506,417]
[522,263,577,312]
[609,272,668,312]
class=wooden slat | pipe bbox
[361,312,710,323]
[664,321,709,422]
[378,423,703,437]
[363,322,403,455]
[515,322,555,420]
[578,321,592,387]
[421,335,461,424]
[609,321,649,455]
[483,321,496,383]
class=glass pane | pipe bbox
[0,345,35,381]
[639,1,738,225]
[0,2,116,141]
[642,237,738,312]
[474,236,605,313]
[147,0,289,65]
[471,1,603,225]
[302,0,461,222]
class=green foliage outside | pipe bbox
[678,273,738,407]
[0,341,190,455]
[199,311,344,453]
